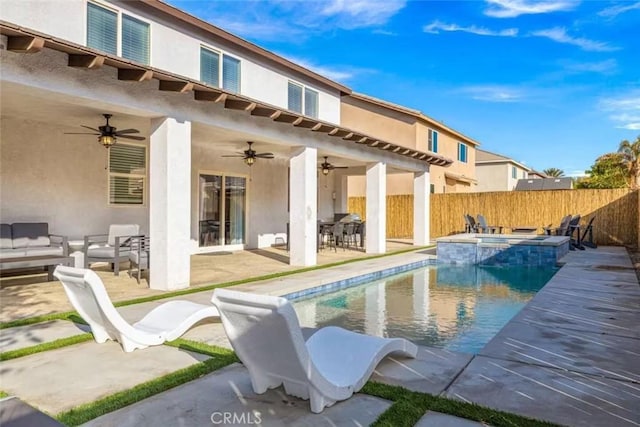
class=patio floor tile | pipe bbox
[0,341,209,414]
[445,355,640,427]
[0,320,89,353]
[415,411,487,427]
[84,363,391,427]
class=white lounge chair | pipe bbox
[54,266,219,352]
[211,289,418,413]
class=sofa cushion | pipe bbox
[129,250,149,268]
[87,246,130,259]
[12,223,50,249]
[24,247,64,257]
[107,224,139,247]
[0,249,28,259]
[0,224,12,250]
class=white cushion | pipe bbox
[24,247,64,257]
[87,246,130,259]
[107,224,139,247]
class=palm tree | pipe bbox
[618,136,640,189]
[543,168,564,177]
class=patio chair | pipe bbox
[54,266,219,352]
[544,214,572,236]
[128,235,149,284]
[567,215,584,250]
[477,214,500,234]
[84,224,139,276]
[211,289,417,413]
[464,214,478,233]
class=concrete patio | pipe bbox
[0,246,638,426]
[0,240,414,322]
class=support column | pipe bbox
[149,117,191,290]
[335,173,349,213]
[413,169,430,246]
[366,162,386,254]
[289,147,317,266]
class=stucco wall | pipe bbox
[1,0,342,124]
[475,163,508,192]
[0,116,149,237]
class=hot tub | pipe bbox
[436,233,570,266]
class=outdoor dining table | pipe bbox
[286,221,364,251]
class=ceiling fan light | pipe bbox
[99,134,116,148]
[244,156,256,166]
[322,167,330,176]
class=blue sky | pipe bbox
[168,0,640,176]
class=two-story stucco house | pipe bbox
[475,149,530,192]
[340,93,479,197]
[0,0,451,290]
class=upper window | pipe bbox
[200,48,241,93]
[428,129,438,153]
[512,166,517,179]
[108,143,146,205]
[288,81,319,118]
[87,3,150,64]
[458,143,468,163]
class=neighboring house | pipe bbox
[0,0,450,290]
[528,170,548,179]
[475,149,530,192]
[515,177,574,191]
[341,93,479,197]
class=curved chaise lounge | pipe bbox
[211,288,418,413]
[54,266,219,352]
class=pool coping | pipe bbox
[436,233,569,247]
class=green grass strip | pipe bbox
[0,333,93,361]
[56,340,237,426]
[363,382,561,427]
[1,245,432,330]
[0,390,9,398]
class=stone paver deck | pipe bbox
[1,246,638,426]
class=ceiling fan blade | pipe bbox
[81,125,101,132]
[221,154,245,158]
[334,166,349,169]
[117,134,146,141]
[115,128,140,135]
[64,132,100,135]
[255,153,274,158]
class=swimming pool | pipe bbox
[292,264,557,354]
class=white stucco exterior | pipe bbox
[475,162,529,192]
[0,0,342,124]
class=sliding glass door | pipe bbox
[199,173,246,248]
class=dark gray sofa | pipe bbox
[0,223,68,258]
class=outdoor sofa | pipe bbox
[0,222,68,258]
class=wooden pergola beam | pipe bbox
[194,90,226,102]
[68,54,105,69]
[251,106,280,118]
[159,80,194,93]
[7,36,45,53]
[225,99,256,111]
[118,69,153,82]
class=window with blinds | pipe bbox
[428,129,438,153]
[288,82,303,113]
[87,2,117,55]
[458,143,468,163]
[304,88,318,118]
[222,55,241,93]
[122,15,150,64]
[200,48,220,87]
[108,143,146,205]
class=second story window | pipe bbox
[458,143,468,163]
[428,129,438,153]
[512,166,517,179]
[288,81,319,118]
[87,2,150,65]
[200,48,241,93]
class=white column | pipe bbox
[289,147,317,266]
[336,173,349,213]
[413,169,430,246]
[366,162,386,254]
[149,117,191,290]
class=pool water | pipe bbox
[292,264,557,354]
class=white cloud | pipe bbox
[565,170,587,177]
[319,0,406,29]
[484,0,578,18]
[423,21,518,37]
[598,1,640,18]
[531,27,619,52]
[600,92,640,130]
[564,59,618,74]
[372,29,398,36]
[459,85,524,102]
[275,53,376,83]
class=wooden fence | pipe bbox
[348,189,640,247]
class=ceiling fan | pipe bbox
[319,156,348,175]
[222,141,274,166]
[65,114,145,148]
